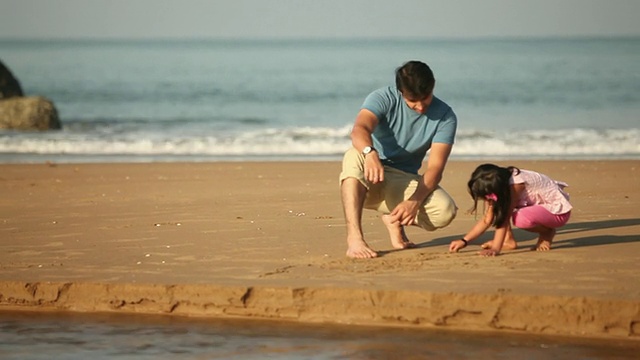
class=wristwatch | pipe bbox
[362,146,376,156]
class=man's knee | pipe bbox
[430,200,457,228]
[341,176,368,192]
[418,193,457,230]
[339,148,367,187]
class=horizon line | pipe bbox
[1,34,639,42]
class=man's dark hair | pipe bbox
[395,60,435,100]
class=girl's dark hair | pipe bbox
[395,60,435,100]
[467,163,520,227]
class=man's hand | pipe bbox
[388,200,420,226]
[364,154,384,184]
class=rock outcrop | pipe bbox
[0,96,61,130]
[0,60,24,99]
[0,59,61,130]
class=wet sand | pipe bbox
[0,160,638,341]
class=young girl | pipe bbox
[449,163,572,256]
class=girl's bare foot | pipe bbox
[382,214,416,250]
[532,240,552,251]
[503,237,517,250]
[481,239,517,251]
[346,238,378,258]
[480,240,492,249]
[531,228,555,251]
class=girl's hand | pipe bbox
[449,239,468,252]
[479,248,500,257]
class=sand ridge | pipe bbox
[0,161,638,340]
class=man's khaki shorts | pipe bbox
[339,147,457,231]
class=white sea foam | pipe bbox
[0,126,637,162]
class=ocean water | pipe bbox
[2,38,640,358]
[1,37,639,163]
[1,311,638,360]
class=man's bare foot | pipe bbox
[382,214,416,250]
[531,228,555,251]
[481,239,517,251]
[346,238,378,259]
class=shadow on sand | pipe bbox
[412,218,640,251]
[550,218,640,249]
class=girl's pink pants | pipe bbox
[512,205,570,229]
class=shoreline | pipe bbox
[1,160,638,340]
[1,153,639,165]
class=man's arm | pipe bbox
[409,142,452,203]
[389,142,452,226]
[351,109,377,150]
[351,109,384,184]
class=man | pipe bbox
[339,60,458,259]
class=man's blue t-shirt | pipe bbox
[361,86,457,174]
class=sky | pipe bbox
[1,0,639,40]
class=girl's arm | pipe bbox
[479,221,511,256]
[449,202,494,252]
[478,183,525,256]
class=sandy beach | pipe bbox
[0,160,638,341]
